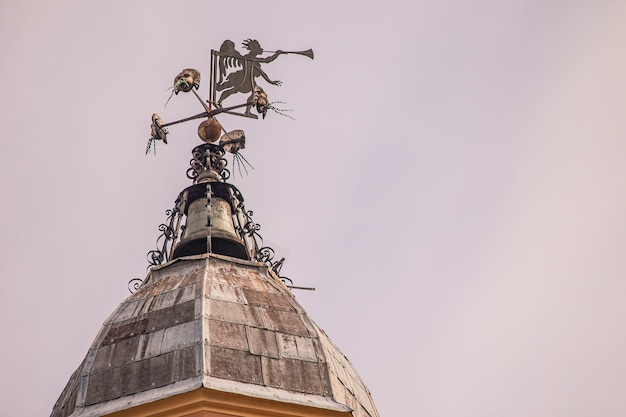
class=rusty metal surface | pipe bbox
[208,319,248,351]
[52,255,378,417]
[246,326,280,358]
[209,346,263,384]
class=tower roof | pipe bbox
[52,254,379,417]
[53,44,378,417]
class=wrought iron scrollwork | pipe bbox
[186,143,230,182]
[146,192,186,268]
[231,196,296,287]
[128,278,143,294]
[254,247,296,288]
[147,209,176,267]
[243,211,262,239]
[256,246,274,263]
[280,276,294,287]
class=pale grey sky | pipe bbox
[2,1,626,416]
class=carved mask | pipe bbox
[173,69,201,94]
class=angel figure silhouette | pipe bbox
[214,39,284,116]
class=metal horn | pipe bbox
[266,49,314,59]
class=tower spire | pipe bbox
[52,40,379,417]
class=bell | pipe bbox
[172,183,248,260]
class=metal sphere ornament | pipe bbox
[197,118,223,143]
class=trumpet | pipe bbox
[265,49,314,59]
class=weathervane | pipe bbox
[131,40,315,294]
[211,39,313,118]
[147,39,314,171]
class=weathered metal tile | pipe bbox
[162,270,193,291]
[159,275,186,292]
[139,295,159,315]
[261,310,309,336]
[146,299,195,332]
[135,295,156,316]
[332,359,353,394]
[102,318,148,346]
[139,351,174,391]
[208,299,264,327]
[276,333,318,362]
[92,336,140,371]
[152,289,180,311]
[266,292,299,312]
[111,299,141,322]
[84,366,123,405]
[242,289,296,312]
[327,372,349,406]
[63,382,78,417]
[135,328,165,360]
[218,274,254,290]
[358,403,374,417]
[310,338,327,364]
[343,353,366,386]
[75,353,91,380]
[238,275,271,292]
[210,346,262,384]
[176,283,197,304]
[120,360,142,396]
[131,359,153,394]
[324,344,348,383]
[112,352,177,397]
[180,268,202,287]
[341,392,360,416]
[172,345,199,381]
[208,319,248,351]
[240,288,271,308]
[246,327,279,358]
[160,321,199,353]
[298,314,319,336]
[209,266,232,284]
[211,260,254,278]
[261,356,324,395]
[207,282,247,304]
[318,362,332,397]
[348,372,374,414]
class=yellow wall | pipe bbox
[104,387,350,417]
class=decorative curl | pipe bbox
[128,278,144,293]
[280,276,293,286]
[256,246,275,263]
[147,249,164,266]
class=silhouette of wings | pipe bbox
[217,40,244,83]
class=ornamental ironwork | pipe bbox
[129,39,314,294]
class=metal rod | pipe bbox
[160,102,251,128]
[192,89,212,114]
[206,183,212,254]
[169,210,183,260]
[286,285,316,291]
[210,51,216,106]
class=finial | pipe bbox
[133,39,315,292]
[145,39,313,159]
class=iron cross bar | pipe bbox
[160,102,250,129]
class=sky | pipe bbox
[1,1,626,416]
